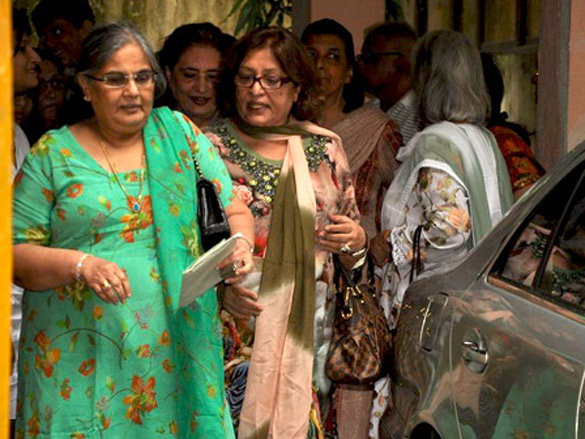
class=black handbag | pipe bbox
[193,158,231,251]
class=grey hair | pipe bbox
[412,30,489,125]
[76,22,166,97]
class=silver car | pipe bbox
[381,141,585,439]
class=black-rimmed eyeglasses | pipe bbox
[84,71,157,88]
[357,51,402,65]
[235,74,293,90]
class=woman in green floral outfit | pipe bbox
[12,23,254,439]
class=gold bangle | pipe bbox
[237,236,254,254]
[75,253,92,282]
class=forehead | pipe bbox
[45,18,78,33]
[305,34,346,51]
[178,45,221,68]
[240,46,284,72]
[363,33,403,52]
[39,60,59,76]
[102,42,151,71]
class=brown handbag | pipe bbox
[325,255,392,388]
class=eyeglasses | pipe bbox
[235,74,293,90]
[357,51,402,65]
[84,71,157,88]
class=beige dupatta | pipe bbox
[238,122,342,439]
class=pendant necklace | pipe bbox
[98,134,146,213]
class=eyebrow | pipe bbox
[239,67,280,75]
[181,67,219,72]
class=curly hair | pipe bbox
[220,27,321,122]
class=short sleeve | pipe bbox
[174,112,235,208]
[13,137,55,246]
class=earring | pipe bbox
[84,95,90,102]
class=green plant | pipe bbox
[224,0,292,37]
[385,0,404,21]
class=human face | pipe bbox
[358,34,403,98]
[79,43,155,135]
[167,45,221,126]
[235,47,300,127]
[14,93,33,125]
[13,33,40,94]
[38,59,67,125]
[305,34,352,100]
[39,18,92,68]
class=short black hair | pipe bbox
[158,22,235,72]
[12,8,31,55]
[301,18,364,113]
[363,21,417,49]
[31,0,95,33]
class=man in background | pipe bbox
[359,21,420,145]
[31,0,94,73]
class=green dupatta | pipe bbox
[144,107,235,438]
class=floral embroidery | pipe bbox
[120,195,154,243]
[212,119,331,204]
[78,358,95,376]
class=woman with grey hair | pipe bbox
[369,31,513,433]
[373,29,513,324]
[12,22,254,438]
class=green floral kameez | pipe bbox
[13,108,235,439]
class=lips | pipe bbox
[247,102,268,111]
[190,96,210,106]
[120,104,142,113]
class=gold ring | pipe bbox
[102,280,111,289]
[340,244,351,254]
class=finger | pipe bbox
[234,286,259,301]
[119,270,132,299]
[92,282,118,304]
[108,278,127,304]
[323,222,355,234]
[327,213,351,224]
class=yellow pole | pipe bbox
[0,0,12,438]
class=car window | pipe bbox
[493,163,585,314]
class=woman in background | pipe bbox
[481,53,545,200]
[159,22,234,127]
[301,18,401,240]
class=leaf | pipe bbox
[69,332,79,353]
[223,0,246,21]
[106,376,115,395]
[88,334,96,346]
[235,2,253,36]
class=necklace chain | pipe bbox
[98,134,146,213]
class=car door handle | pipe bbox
[461,340,489,370]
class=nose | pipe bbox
[123,76,140,96]
[27,45,41,65]
[194,74,208,93]
[315,55,324,70]
[249,78,264,95]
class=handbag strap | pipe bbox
[409,225,424,283]
[333,253,375,288]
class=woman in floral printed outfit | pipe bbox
[371,30,514,433]
[204,28,367,438]
[12,23,254,439]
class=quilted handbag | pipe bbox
[193,157,231,251]
[325,255,392,387]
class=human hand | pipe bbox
[370,230,391,267]
[318,213,366,255]
[222,284,263,319]
[216,237,254,285]
[80,256,131,304]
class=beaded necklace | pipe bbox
[98,135,146,213]
[213,120,331,204]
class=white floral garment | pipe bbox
[371,166,472,437]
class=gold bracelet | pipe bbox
[75,253,92,282]
[237,236,254,253]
